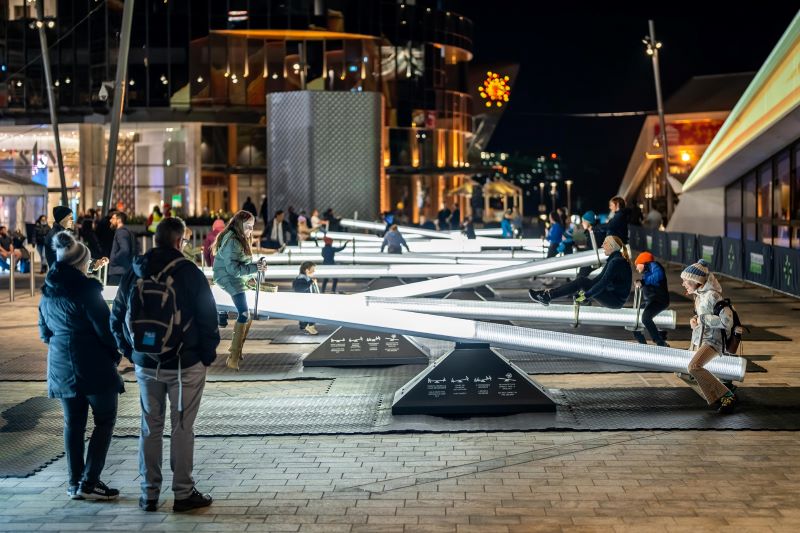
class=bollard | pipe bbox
[29,247,35,297]
[8,245,15,302]
[102,264,108,286]
[201,246,206,268]
[141,235,148,254]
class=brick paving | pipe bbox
[1,267,800,532]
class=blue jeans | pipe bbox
[232,292,249,323]
[60,393,118,486]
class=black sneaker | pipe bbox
[528,289,550,306]
[173,488,212,512]
[139,497,158,512]
[67,485,84,500]
[717,392,738,414]
[78,480,119,500]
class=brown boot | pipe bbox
[226,321,247,370]
[240,318,253,361]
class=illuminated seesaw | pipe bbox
[100,287,741,381]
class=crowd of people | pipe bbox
[25,192,738,515]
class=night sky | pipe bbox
[454,3,798,212]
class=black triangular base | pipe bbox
[303,326,430,367]
[392,343,557,415]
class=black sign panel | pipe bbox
[696,235,722,271]
[744,240,773,286]
[653,231,669,260]
[720,237,743,279]
[681,233,698,265]
[629,226,648,251]
[667,232,683,263]
[392,343,557,415]
[773,246,800,296]
[303,326,429,367]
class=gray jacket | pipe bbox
[690,274,733,353]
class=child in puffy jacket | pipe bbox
[292,261,320,335]
[632,251,670,347]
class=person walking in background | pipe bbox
[146,205,163,234]
[107,212,138,286]
[633,251,670,347]
[292,261,320,335]
[530,235,632,308]
[501,209,514,238]
[259,196,269,226]
[111,217,220,512]
[320,236,347,293]
[680,259,738,414]
[0,225,23,272]
[95,209,116,259]
[213,211,268,370]
[45,206,74,268]
[39,231,124,501]
[545,212,564,258]
[34,214,51,273]
[606,196,629,244]
[381,224,410,254]
[242,197,257,219]
[203,219,225,267]
[450,204,461,231]
[461,216,477,239]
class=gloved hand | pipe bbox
[574,290,589,305]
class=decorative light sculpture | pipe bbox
[479,71,511,108]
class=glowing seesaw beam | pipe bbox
[234,291,746,382]
[360,296,677,329]
[255,252,530,266]
[98,288,742,381]
[340,219,455,239]
[197,263,520,280]
[364,249,606,298]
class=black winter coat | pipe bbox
[605,209,629,244]
[109,226,138,276]
[38,264,124,399]
[110,247,220,370]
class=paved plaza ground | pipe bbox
[1,266,799,532]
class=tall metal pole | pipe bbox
[101,0,136,216]
[36,0,68,206]
[648,20,672,220]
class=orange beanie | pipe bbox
[635,251,654,265]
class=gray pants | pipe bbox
[135,363,206,500]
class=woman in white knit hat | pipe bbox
[39,231,124,500]
[680,259,738,413]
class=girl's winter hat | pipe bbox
[635,251,655,265]
[603,235,623,253]
[581,211,597,223]
[323,237,334,246]
[681,259,710,285]
[53,231,89,267]
[212,219,225,232]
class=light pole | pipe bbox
[538,181,545,212]
[549,181,558,212]
[643,20,672,220]
[565,179,573,215]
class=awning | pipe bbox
[0,170,48,196]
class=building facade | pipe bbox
[0,0,474,223]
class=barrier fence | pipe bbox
[630,226,800,298]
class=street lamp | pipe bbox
[642,20,672,220]
[549,181,558,212]
[538,181,545,211]
[565,179,573,215]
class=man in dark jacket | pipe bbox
[320,236,347,293]
[107,211,138,285]
[529,235,632,308]
[44,205,74,268]
[262,210,290,250]
[110,217,220,513]
[95,209,116,259]
[39,230,123,500]
[605,196,629,244]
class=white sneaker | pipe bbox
[304,325,318,335]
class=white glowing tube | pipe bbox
[197,263,514,279]
[340,218,455,239]
[224,291,746,382]
[99,288,741,380]
[254,252,529,267]
[361,296,677,329]
[366,249,606,298]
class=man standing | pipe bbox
[242,197,257,218]
[110,217,220,513]
[263,210,289,250]
[45,206,74,268]
[108,212,138,286]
